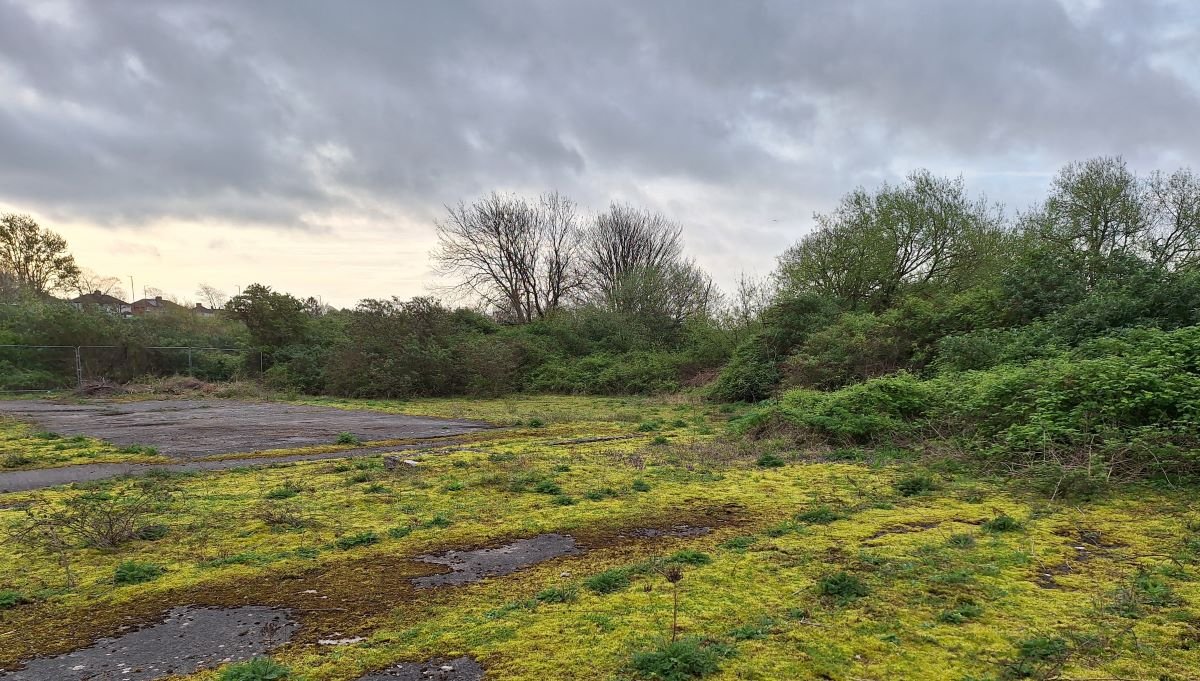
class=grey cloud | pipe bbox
[1,0,1198,288]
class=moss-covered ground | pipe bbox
[1,395,1197,680]
[0,418,169,469]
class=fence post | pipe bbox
[74,346,83,388]
[187,347,193,376]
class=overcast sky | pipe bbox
[1,0,1198,306]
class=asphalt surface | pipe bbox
[413,534,579,588]
[0,606,296,680]
[0,399,490,459]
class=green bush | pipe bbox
[755,452,786,468]
[586,567,633,594]
[895,473,936,497]
[114,561,164,585]
[982,514,1022,533]
[665,550,712,566]
[219,657,291,681]
[0,590,28,609]
[536,585,578,603]
[631,638,730,681]
[817,571,869,603]
[796,506,841,524]
[334,531,379,549]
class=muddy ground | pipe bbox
[0,399,491,458]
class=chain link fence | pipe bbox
[0,345,262,393]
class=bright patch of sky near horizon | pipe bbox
[1,0,1197,307]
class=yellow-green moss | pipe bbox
[0,395,1196,680]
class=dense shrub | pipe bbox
[734,325,1200,480]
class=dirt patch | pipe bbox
[0,605,295,681]
[358,657,485,680]
[620,525,712,539]
[414,534,579,588]
[0,504,745,671]
[0,399,491,460]
[1034,562,1075,590]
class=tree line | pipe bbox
[3,155,1199,407]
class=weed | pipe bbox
[651,435,670,446]
[536,585,578,603]
[0,590,28,609]
[135,524,169,541]
[631,638,730,681]
[2,453,33,468]
[533,479,563,495]
[665,550,712,566]
[1004,636,1068,679]
[719,535,757,551]
[114,560,164,585]
[387,525,412,539]
[817,571,869,604]
[764,520,799,537]
[637,421,660,432]
[117,444,159,455]
[553,494,578,506]
[983,514,1022,533]
[552,463,571,472]
[585,487,618,501]
[362,482,391,494]
[422,513,453,529]
[586,567,633,594]
[254,503,312,530]
[896,473,936,497]
[218,657,291,681]
[264,483,301,500]
[334,531,379,550]
[632,478,652,492]
[444,480,465,491]
[488,452,516,463]
[796,506,841,524]
[755,452,786,468]
[948,533,976,548]
[937,601,984,624]
[526,418,545,428]
[728,617,776,641]
[336,432,361,445]
[32,431,60,440]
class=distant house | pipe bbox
[130,295,186,316]
[71,291,132,316]
[192,303,217,317]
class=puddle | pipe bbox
[413,534,578,587]
[358,657,485,680]
[0,606,295,681]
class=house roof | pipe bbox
[72,291,128,307]
[131,296,185,310]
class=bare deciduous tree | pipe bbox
[0,213,80,294]
[433,192,585,323]
[1146,167,1200,270]
[196,283,229,309]
[74,269,123,298]
[581,202,684,301]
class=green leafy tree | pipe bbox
[0,213,80,294]
[225,284,309,349]
[777,170,1001,310]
